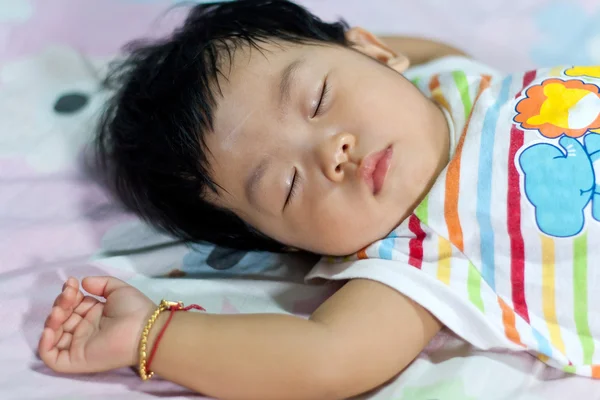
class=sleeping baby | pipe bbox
[38,1,600,398]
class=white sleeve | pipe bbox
[403,56,502,81]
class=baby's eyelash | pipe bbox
[313,79,330,117]
[284,169,299,209]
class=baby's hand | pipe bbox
[38,276,156,374]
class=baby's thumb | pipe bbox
[82,276,130,299]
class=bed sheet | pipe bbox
[2,1,600,399]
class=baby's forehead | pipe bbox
[225,39,344,76]
[215,43,303,106]
[224,41,305,75]
[218,41,343,105]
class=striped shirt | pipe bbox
[307,66,600,376]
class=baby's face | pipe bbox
[205,40,449,255]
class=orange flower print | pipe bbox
[514,78,600,139]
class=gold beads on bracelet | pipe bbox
[138,300,182,381]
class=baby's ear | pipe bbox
[345,27,410,73]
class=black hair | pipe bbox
[96,0,349,252]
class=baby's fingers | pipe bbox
[38,329,75,373]
[45,305,70,331]
[55,332,73,350]
[81,276,130,299]
[62,277,79,291]
[64,277,85,306]
[38,327,56,356]
[53,286,78,310]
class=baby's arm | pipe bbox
[148,278,441,399]
[39,276,440,400]
[380,36,469,66]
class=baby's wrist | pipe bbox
[134,300,205,378]
[144,311,169,362]
[131,302,163,368]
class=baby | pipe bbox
[38,0,600,399]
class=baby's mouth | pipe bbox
[358,145,393,195]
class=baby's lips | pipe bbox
[357,146,392,194]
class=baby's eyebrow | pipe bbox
[245,157,271,206]
[278,57,306,114]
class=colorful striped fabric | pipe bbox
[309,66,600,377]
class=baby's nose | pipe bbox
[319,132,356,183]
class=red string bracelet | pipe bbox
[145,302,206,376]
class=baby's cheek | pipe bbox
[295,194,371,253]
[324,218,376,255]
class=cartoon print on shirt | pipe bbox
[515,72,600,237]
